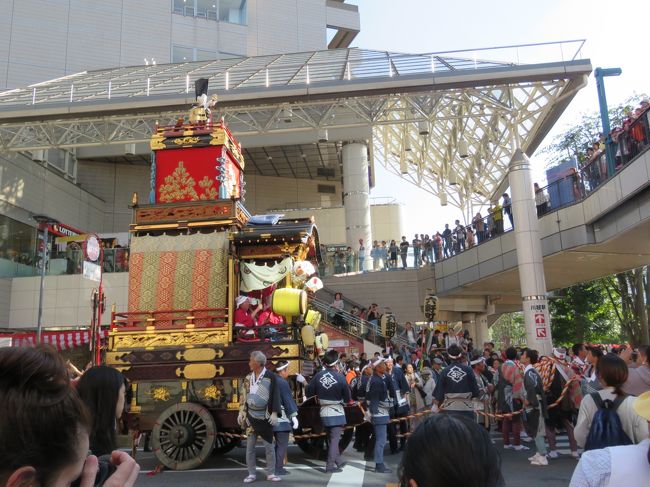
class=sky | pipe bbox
[346,0,650,236]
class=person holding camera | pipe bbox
[0,345,139,487]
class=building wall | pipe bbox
[276,203,404,245]
[0,0,344,89]
[0,278,12,326]
[0,151,105,231]
[8,272,128,329]
[243,173,342,214]
[76,161,150,233]
[322,268,436,323]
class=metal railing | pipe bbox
[0,248,130,279]
[310,298,384,345]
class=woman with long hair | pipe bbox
[77,366,127,457]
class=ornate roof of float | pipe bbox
[0,41,591,209]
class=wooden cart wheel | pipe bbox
[212,429,241,455]
[151,402,216,470]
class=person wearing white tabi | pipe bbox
[273,360,299,476]
[365,357,394,473]
[306,349,351,473]
[239,351,282,483]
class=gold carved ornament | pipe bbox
[111,329,229,350]
[173,136,201,146]
[201,384,221,400]
[158,161,221,203]
[148,386,172,402]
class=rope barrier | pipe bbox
[215,376,579,440]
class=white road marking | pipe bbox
[326,447,366,487]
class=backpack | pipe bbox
[584,392,633,451]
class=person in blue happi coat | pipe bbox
[306,349,351,473]
[273,360,299,476]
[364,357,393,473]
[387,356,410,453]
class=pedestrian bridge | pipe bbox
[323,147,650,323]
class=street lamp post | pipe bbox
[32,214,59,344]
[594,67,622,178]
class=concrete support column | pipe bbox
[461,312,477,343]
[508,149,553,356]
[476,313,489,349]
[342,142,372,270]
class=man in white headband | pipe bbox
[431,344,479,419]
[306,350,351,473]
[470,353,492,430]
[272,360,299,476]
[365,358,393,473]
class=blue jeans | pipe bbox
[413,249,420,267]
[373,423,387,465]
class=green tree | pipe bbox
[549,281,620,346]
[489,312,526,350]
[601,268,650,346]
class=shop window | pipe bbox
[0,215,37,277]
[219,0,246,24]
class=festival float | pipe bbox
[105,80,362,470]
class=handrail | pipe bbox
[310,298,385,346]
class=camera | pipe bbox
[72,455,117,487]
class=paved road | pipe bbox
[134,432,578,487]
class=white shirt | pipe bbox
[570,439,650,487]
[249,367,267,395]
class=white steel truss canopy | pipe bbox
[0,41,591,209]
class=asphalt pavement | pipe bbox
[132,429,578,487]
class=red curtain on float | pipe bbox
[1,329,109,351]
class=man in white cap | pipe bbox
[273,360,299,476]
[365,357,393,473]
[234,295,262,340]
[306,349,351,473]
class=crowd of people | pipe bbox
[2,333,650,486]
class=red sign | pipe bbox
[536,327,547,338]
[45,222,84,237]
[534,313,546,325]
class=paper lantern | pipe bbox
[305,276,323,292]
